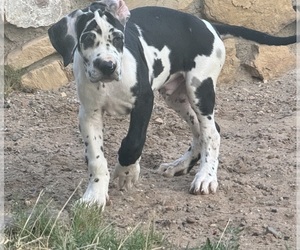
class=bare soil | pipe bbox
[4,66,296,249]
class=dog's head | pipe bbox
[48,0,130,82]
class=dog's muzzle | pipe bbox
[94,58,117,76]
[88,58,119,83]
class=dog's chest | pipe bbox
[77,80,136,116]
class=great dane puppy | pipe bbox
[48,0,296,209]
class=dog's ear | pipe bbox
[48,10,84,67]
[101,0,131,25]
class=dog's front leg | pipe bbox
[113,87,154,190]
[79,107,109,209]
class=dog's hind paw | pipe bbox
[113,159,140,190]
[189,168,218,195]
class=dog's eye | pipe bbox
[112,36,124,49]
[81,33,96,49]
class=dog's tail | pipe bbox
[213,23,297,45]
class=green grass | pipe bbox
[4,191,241,250]
[5,201,163,249]
[4,65,31,97]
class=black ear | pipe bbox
[48,9,96,66]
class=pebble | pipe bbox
[266,226,282,239]
[154,118,164,124]
[271,208,278,213]
[186,217,196,224]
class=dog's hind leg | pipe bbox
[156,74,203,177]
[186,74,221,195]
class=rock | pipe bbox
[218,38,240,85]
[126,0,195,10]
[5,0,71,28]
[5,36,56,70]
[154,117,164,124]
[21,60,69,90]
[186,217,196,224]
[243,45,296,81]
[266,226,282,239]
[203,0,295,33]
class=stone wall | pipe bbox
[4,0,297,90]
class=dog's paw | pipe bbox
[113,159,140,190]
[189,167,218,195]
[80,175,110,210]
[156,162,181,177]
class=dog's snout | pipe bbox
[94,59,116,76]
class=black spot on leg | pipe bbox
[189,115,194,125]
[100,146,104,152]
[90,174,92,177]
[85,142,89,147]
[194,77,215,116]
[207,116,212,120]
[94,178,99,182]
[125,171,129,175]
[85,156,89,165]
[96,155,100,159]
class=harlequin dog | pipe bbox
[48,0,296,209]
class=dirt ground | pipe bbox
[4,61,297,249]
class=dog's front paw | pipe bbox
[113,159,140,190]
[189,166,218,195]
[80,175,110,210]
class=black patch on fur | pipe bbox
[129,7,214,73]
[84,19,102,35]
[48,17,76,66]
[81,32,96,50]
[195,77,215,116]
[153,59,163,78]
[76,13,95,43]
[189,115,194,125]
[94,178,99,182]
[112,32,124,52]
[85,20,97,32]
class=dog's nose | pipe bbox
[94,59,116,76]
